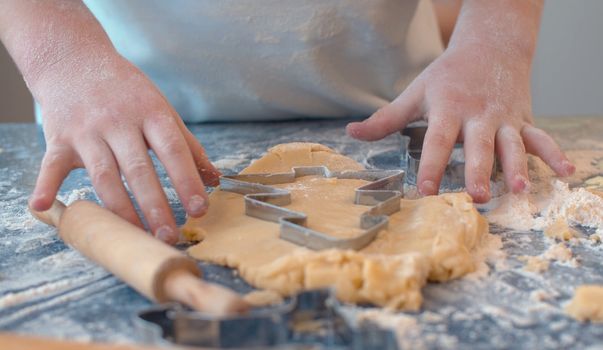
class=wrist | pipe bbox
[0,0,122,99]
[28,43,122,105]
[447,39,532,71]
[448,0,543,63]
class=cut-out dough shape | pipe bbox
[183,143,492,310]
[220,166,404,250]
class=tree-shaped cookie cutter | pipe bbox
[219,166,404,250]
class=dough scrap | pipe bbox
[566,285,603,322]
[184,143,491,310]
[521,256,550,273]
[544,218,579,241]
[543,242,573,262]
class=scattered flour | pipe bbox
[354,308,424,349]
[0,270,105,309]
[212,155,249,170]
[57,187,96,206]
[1,187,95,232]
[162,186,179,202]
[1,205,38,231]
[481,155,603,235]
[530,289,560,303]
[484,192,538,231]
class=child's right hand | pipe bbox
[0,1,218,244]
[28,50,220,245]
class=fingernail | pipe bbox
[188,195,208,216]
[155,225,177,244]
[28,194,45,211]
[561,160,575,176]
[514,175,530,193]
[420,180,437,196]
[472,183,490,202]
[28,194,39,206]
[346,124,360,137]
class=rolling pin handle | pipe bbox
[29,199,66,227]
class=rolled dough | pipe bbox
[183,143,492,310]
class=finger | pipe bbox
[417,115,462,196]
[167,103,221,186]
[30,146,75,211]
[144,115,210,218]
[495,126,529,193]
[182,128,221,187]
[346,81,424,141]
[109,132,178,245]
[463,121,496,203]
[79,138,143,227]
[521,125,575,177]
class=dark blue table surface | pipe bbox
[1,119,602,349]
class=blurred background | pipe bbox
[1,0,602,122]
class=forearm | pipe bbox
[448,0,543,62]
[0,0,117,92]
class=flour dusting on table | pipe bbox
[3,121,603,348]
[481,153,603,235]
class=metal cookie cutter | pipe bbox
[219,166,404,251]
[136,288,399,349]
[400,121,499,190]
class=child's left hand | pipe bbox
[347,0,574,203]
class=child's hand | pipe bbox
[347,0,574,203]
[29,52,219,244]
[1,1,219,244]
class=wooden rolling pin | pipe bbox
[0,332,162,350]
[30,199,249,316]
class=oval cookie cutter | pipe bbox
[136,288,399,349]
[400,121,500,190]
[219,166,404,251]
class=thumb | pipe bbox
[346,81,424,141]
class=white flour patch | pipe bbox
[483,192,538,231]
[163,186,179,202]
[480,154,603,234]
[0,204,38,231]
[344,307,427,349]
[57,187,96,206]
[1,186,95,233]
[212,155,249,170]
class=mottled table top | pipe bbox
[1,117,602,349]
